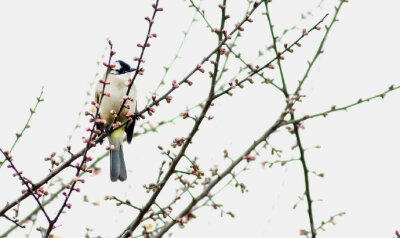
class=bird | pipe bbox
[94,60,137,182]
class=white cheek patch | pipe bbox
[113,61,122,71]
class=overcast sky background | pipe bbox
[0,0,399,237]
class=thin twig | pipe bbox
[0,87,44,167]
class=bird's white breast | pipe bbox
[96,73,137,124]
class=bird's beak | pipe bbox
[128,68,136,72]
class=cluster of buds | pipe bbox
[106,145,115,151]
[91,100,100,109]
[73,160,88,171]
[73,177,85,183]
[277,51,285,60]
[66,183,80,192]
[138,66,145,74]
[209,166,218,176]
[180,111,189,119]
[222,29,232,39]
[146,106,155,116]
[235,22,244,31]
[122,102,131,110]
[185,79,193,86]
[235,182,247,193]
[176,213,196,228]
[178,178,192,188]
[148,33,157,38]
[82,137,95,146]
[201,177,211,185]
[152,3,163,11]
[211,201,223,210]
[44,152,59,167]
[124,78,133,87]
[12,170,23,177]
[223,149,229,158]
[137,42,150,48]
[102,91,111,97]
[229,78,242,89]
[219,47,227,55]
[151,95,159,106]
[190,163,204,178]
[284,43,294,53]
[102,62,116,69]
[172,80,180,88]
[104,195,116,200]
[285,126,294,134]
[143,183,160,193]
[35,187,48,197]
[267,63,275,69]
[196,64,205,73]
[134,57,146,63]
[243,154,256,162]
[299,229,309,236]
[157,145,165,155]
[171,137,185,148]
[165,95,172,103]
[246,14,253,23]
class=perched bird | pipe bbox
[94,60,137,181]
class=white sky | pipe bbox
[0,0,400,238]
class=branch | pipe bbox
[283,84,400,126]
[0,149,51,223]
[2,214,25,229]
[153,119,282,237]
[213,13,329,100]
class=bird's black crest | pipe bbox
[115,60,133,74]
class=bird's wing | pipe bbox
[125,104,137,144]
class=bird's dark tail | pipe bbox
[110,144,127,182]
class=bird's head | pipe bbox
[111,60,135,75]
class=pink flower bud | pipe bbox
[172,80,180,88]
